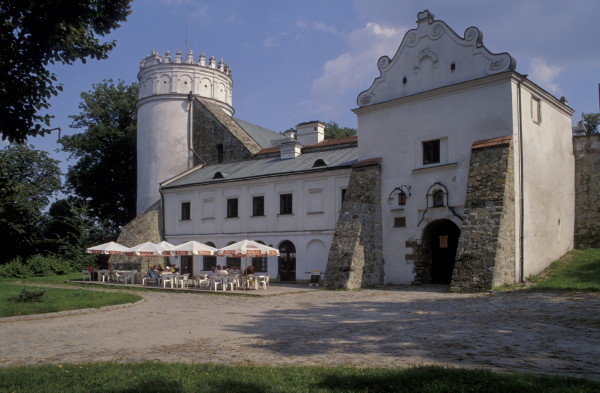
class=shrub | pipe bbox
[0,257,33,278]
[8,287,46,303]
[26,255,72,276]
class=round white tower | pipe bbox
[136,49,233,214]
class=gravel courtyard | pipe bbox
[1,285,599,381]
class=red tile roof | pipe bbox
[255,136,358,155]
[471,135,512,150]
[353,157,381,167]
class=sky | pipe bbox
[21,0,600,173]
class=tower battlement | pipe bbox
[139,49,232,76]
[137,49,234,115]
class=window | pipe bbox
[433,190,445,207]
[252,196,265,216]
[180,202,191,221]
[217,144,224,163]
[394,217,406,227]
[341,188,347,204]
[422,139,440,165]
[203,242,217,270]
[180,255,193,274]
[280,193,293,215]
[397,191,407,206]
[226,198,238,218]
[531,97,542,124]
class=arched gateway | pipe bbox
[422,219,461,284]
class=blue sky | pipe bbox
[23,0,600,172]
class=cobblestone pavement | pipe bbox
[1,285,599,381]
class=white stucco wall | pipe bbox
[514,79,575,278]
[356,74,516,284]
[137,96,191,214]
[162,169,350,281]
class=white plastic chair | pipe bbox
[114,271,125,283]
[257,275,270,290]
[177,274,190,288]
[210,276,224,291]
[82,270,91,281]
[142,274,158,286]
[161,274,173,288]
[194,274,209,288]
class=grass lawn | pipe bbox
[0,282,141,318]
[495,248,600,292]
[0,362,598,393]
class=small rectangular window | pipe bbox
[422,139,440,165]
[393,217,406,227]
[280,193,293,215]
[181,202,191,221]
[531,97,542,124]
[252,196,264,216]
[226,198,238,218]
[341,188,347,204]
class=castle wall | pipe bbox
[452,139,515,292]
[324,160,384,289]
[573,134,600,248]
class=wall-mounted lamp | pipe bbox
[388,185,412,206]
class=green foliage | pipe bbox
[0,257,33,278]
[0,363,598,393]
[582,112,600,134]
[0,283,141,317]
[26,255,72,276]
[323,121,357,140]
[0,0,133,143]
[8,287,46,303]
[41,198,107,270]
[0,144,62,263]
[60,80,138,235]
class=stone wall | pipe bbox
[573,134,600,249]
[109,201,167,272]
[452,137,515,292]
[323,159,384,289]
[191,98,260,165]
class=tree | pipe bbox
[0,0,132,143]
[41,197,109,270]
[323,121,357,140]
[582,112,600,135]
[0,144,62,263]
[60,80,138,236]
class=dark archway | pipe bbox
[278,240,296,282]
[423,219,461,284]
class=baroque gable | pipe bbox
[357,10,516,107]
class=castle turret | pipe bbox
[136,49,234,214]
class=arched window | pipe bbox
[433,190,445,207]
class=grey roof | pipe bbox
[233,118,289,148]
[163,146,358,189]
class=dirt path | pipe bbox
[1,286,599,381]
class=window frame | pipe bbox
[279,193,293,215]
[252,195,265,217]
[180,201,191,221]
[422,139,441,166]
[226,198,239,218]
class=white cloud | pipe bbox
[310,22,406,117]
[263,37,280,49]
[528,57,563,95]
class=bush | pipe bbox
[8,287,46,302]
[0,257,33,278]
[26,255,72,276]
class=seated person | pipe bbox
[216,265,228,276]
[243,265,255,275]
[207,266,216,276]
[171,264,180,273]
[148,265,157,279]
[156,264,164,273]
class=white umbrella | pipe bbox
[156,241,175,251]
[123,241,165,256]
[163,240,217,256]
[86,241,129,255]
[216,240,279,272]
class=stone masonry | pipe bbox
[573,134,600,249]
[324,159,384,289]
[452,136,515,292]
[109,201,166,272]
[192,98,260,166]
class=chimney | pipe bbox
[296,121,325,146]
[280,140,302,159]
